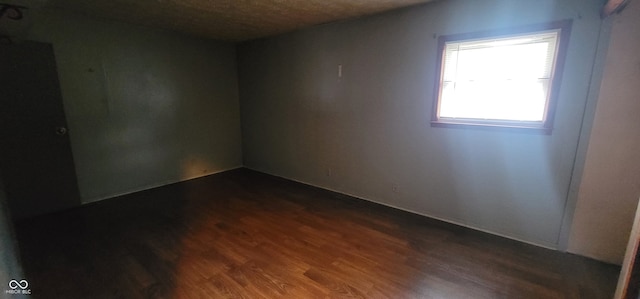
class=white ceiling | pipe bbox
[42,0,437,41]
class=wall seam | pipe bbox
[556,16,613,250]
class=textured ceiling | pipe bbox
[44,0,435,41]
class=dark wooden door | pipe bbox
[0,41,80,219]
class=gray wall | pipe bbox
[238,0,603,248]
[569,0,640,264]
[26,9,243,203]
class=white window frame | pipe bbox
[431,20,572,134]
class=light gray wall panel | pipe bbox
[28,9,242,203]
[238,0,603,248]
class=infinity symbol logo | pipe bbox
[8,279,28,290]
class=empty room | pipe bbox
[1,0,639,298]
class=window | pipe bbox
[431,21,572,133]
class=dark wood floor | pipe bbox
[14,168,619,298]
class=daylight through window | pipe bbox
[432,21,571,133]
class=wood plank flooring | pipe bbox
[13,168,620,298]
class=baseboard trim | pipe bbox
[81,165,243,205]
[245,166,558,251]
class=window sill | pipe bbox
[430,120,552,134]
